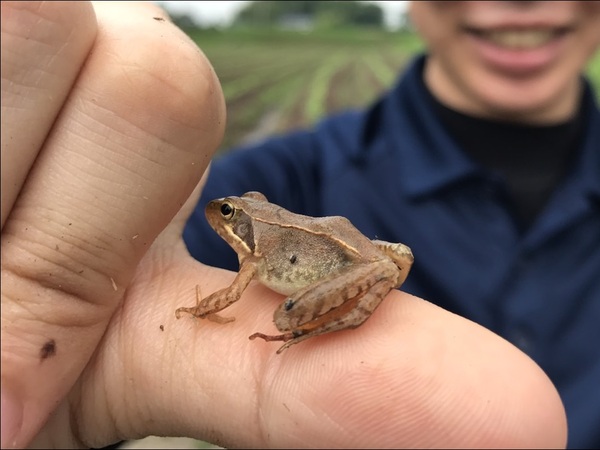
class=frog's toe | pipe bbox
[206,313,235,324]
[175,306,194,319]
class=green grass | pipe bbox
[190,27,412,150]
[586,50,600,100]
[304,52,347,122]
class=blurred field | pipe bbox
[189,27,424,152]
[189,27,600,154]
[586,50,600,100]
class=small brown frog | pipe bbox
[176,191,414,353]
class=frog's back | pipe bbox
[249,203,377,252]
[308,215,378,253]
[252,211,381,295]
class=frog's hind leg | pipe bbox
[249,330,294,344]
[259,274,397,354]
[372,240,414,287]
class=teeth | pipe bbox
[483,30,555,49]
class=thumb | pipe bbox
[158,165,211,249]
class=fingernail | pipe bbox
[1,385,23,449]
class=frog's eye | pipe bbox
[220,203,234,219]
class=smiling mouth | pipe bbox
[465,27,572,49]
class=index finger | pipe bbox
[0,1,97,229]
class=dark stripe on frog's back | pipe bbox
[254,222,357,288]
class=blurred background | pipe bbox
[160,0,422,154]
[156,0,599,155]
[117,1,600,448]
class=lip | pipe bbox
[463,26,572,76]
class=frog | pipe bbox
[175,191,414,354]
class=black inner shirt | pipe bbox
[425,82,587,231]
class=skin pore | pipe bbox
[409,1,600,124]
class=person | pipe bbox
[184,1,600,448]
[0,2,588,449]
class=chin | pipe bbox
[469,73,576,123]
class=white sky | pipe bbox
[159,1,409,29]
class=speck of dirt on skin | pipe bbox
[40,339,56,361]
[160,325,164,331]
[153,16,165,21]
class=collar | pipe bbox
[525,84,600,248]
[577,82,600,201]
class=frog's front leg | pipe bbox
[175,262,257,323]
[250,261,400,353]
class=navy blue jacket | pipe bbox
[184,56,600,448]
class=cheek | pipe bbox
[410,2,472,83]
[579,7,600,58]
[410,2,461,50]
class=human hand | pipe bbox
[1,1,224,446]
[1,2,567,448]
